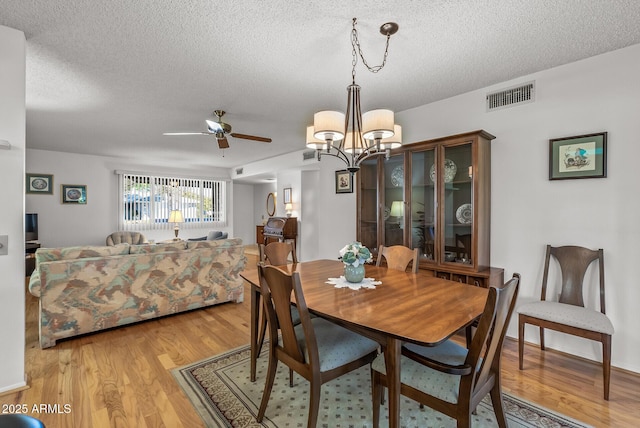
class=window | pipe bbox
[117,172,227,231]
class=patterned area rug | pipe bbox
[173,345,592,428]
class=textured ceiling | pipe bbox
[2,0,640,173]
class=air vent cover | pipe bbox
[235,167,243,175]
[302,150,317,161]
[486,81,535,112]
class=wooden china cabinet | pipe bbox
[356,130,504,288]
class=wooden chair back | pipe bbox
[375,245,419,273]
[465,273,520,396]
[259,241,297,266]
[541,245,605,311]
[257,263,317,370]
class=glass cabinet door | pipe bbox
[383,154,405,247]
[441,143,473,266]
[410,149,436,263]
[357,158,379,253]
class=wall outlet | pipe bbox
[0,235,7,255]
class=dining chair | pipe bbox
[259,241,297,265]
[371,273,520,428]
[518,245,613,400]
[256,263,379,428]
[375,245,419,273]
[256,241,299,355]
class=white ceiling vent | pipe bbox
[486,81,535,112]
[235,167,243,175]
[303,150,317,161]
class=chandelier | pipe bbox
[307,18,400,174]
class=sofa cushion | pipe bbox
[129,241,187,254]
[36,243,131,263]
[186,237,242,250]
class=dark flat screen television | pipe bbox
[26,213,38,241]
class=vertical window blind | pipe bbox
[117,172,227,231]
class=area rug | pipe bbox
[173,344,592,428]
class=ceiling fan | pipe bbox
[163,110,272,149]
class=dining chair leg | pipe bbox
[371,370,382,428]
[518,317,525,370]
[307,379,321,428]
[539,326,545,350]
[256,353,278,422]
[603,334,612,400]
[256,298,267,357]
[490,384,508,428]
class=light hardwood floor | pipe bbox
[2,254,638,427]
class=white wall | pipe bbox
[252,182,277,227]
[26,149,235,247]
[0,25,26,393]
[397,44,640,373]
[300,170,320,261]
[231,182,254,245]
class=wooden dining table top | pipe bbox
[241,258,489,347]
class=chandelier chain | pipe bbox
[351,17,392,82]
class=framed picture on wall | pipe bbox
[61,184,87,204]
[26,173,54,194]
[283,187,292,204]
[335,170,353,193]
[549,132,607,180]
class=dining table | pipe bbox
[240,259,489,428]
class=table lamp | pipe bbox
[168,209,184,239]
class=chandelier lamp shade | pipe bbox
[307,18,400,174]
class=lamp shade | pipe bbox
[342,131,365,154]
[390,201,404,217]
[306,125,327,150]
[313,110,345,141]
[168,210,184,223]
[362,109,395,140]
[379,124,402,149]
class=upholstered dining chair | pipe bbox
[256,263,379,428]
[518,245,613,400]
[105,231,147,246]
[375,245,419,273]
[371,273,520,428]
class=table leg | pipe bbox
[384,338,401,428]
[250,284,260,382]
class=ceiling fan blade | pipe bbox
[217,137,230,149]
[206,120,223,132]
[163,132,211,136]
[230,133,272,143]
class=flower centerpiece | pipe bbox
[339,241,372,283]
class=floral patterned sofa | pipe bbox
[28,238,246,348]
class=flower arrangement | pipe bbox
[339,241,372,267]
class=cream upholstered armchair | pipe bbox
[518,245,613,400]
[106,231,148,246]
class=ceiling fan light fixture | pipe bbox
[205,119,221,132]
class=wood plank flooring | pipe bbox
[2,253,638,427]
